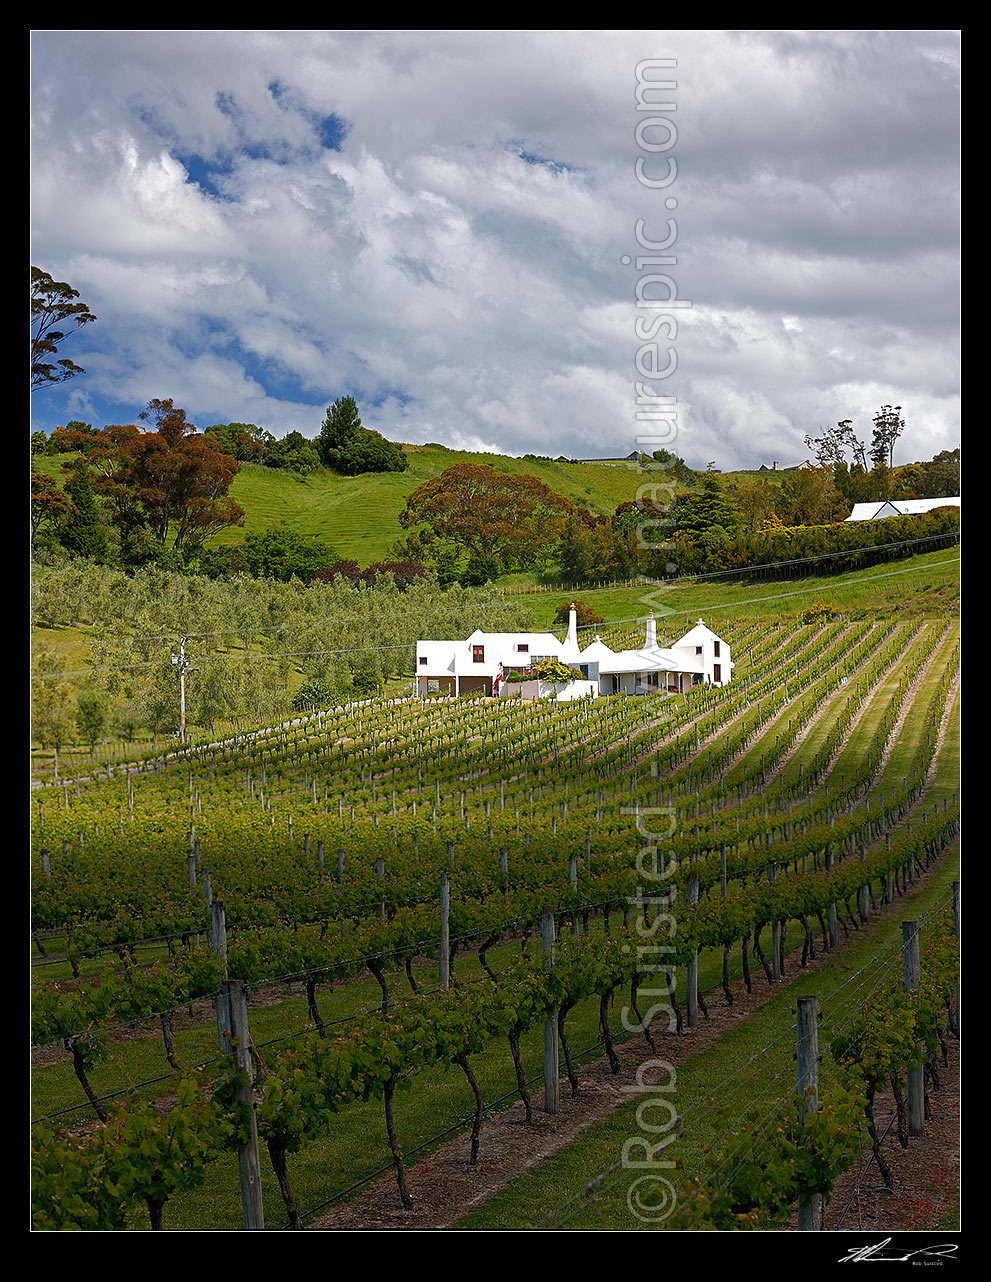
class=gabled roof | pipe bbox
[673,619,722,648]
[845,497,960,521]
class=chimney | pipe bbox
[645,610,657,650]
[567,602,578,654]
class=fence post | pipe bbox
[542,907,559,1115]
[687,872,700,1027]
[796,994,820,1230]
[440,872,450,992]
[901,921,925,1136]
[224,979,265,1230]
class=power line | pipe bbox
[30,531,957,653]
[30,554,960,683]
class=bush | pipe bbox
[533,658,584,683]
[460,554,500,587]
[802,600,841,624]
[552,599,604,628]
[350,669,383,698]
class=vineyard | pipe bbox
[30,601,960,1231]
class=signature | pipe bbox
[838,1238,958,1263]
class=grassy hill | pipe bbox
[33,444,660,566]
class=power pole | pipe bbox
[171,635,198,743]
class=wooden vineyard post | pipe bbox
[768,862,780,980]
[796,995,820,1230]
[858,846,869,923]
[902,921,925,1136]
[687,873,700,1028]
[224,979,265,1230]
[542,907,559,1115]
[440,873,450,992]
[212,901,230,1052]
[825,845,837,949]
[952,882,960,1034]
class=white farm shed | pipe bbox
[845,497,960,521]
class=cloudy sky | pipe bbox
[30,30,960,471]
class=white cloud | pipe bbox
[31,30,960,470]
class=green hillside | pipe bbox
[33,444,658,566]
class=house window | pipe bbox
[714,641,721,658]
[419,657,427,666]
[516,643,529,653]
[714,663,722,682]
[472,645,485,664]
[695,645,703,655]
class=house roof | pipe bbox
[419,616,728,680]
[672,619,723,647]
[845,497,960,521]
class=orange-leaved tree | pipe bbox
[90,399,244,558]
[398,462,574,573]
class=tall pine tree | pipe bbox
[60,456,108,560]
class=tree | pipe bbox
[915,449,960,499]
[390,528,464,586]
[734,477,781,534]
[836,420,869,471]
[75,688,108,759]
[31,471,72,552]
[202,422,272,462]
[672,475,745,539]
[803,424,850,467]
[551,599,605,629]
[60,456,109,561]
[31,267,97,391]
[32,648,77,778]
[318,396,408,475]
[870,405,905,470]
[263,430,321,474]
[360,560,429,591]
[460,554,500,587]
[92,400,244,558]
[238,526,338,582]
[398,462,574,572]
[776,465,847,526]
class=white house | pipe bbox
[845,497,960,521]
[415,607,732,699]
